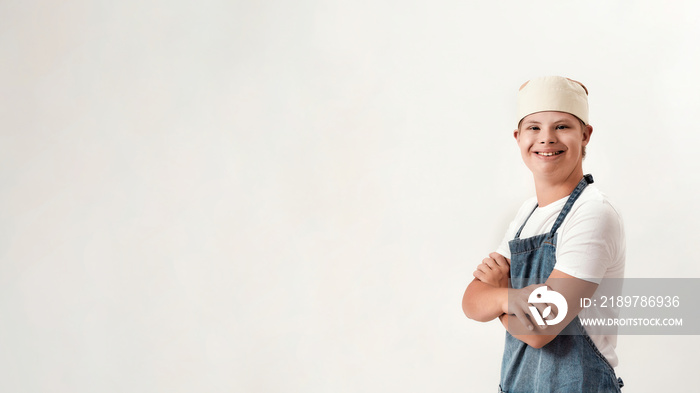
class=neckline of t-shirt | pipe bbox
[533,185,593,214]
[535,194,570,213]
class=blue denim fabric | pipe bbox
[499,175,624,393]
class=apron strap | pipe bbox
[514,204,538,239]
[513,174,594,239]
[548,174,594,236]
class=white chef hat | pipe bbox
[517,76,589,125]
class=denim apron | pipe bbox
[498,175,624,393]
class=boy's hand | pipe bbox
[506,284,558,332]
[473,252,510,288]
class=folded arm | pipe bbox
[462,252,510,322]
[463,252,598,349]
[500,269,598,348]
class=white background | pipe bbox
[2,1,699,392]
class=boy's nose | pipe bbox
[539,129,557,144]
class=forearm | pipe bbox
[498,270,596,348]
[462,278,508,322]
[498,314,556,348]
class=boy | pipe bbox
[462,76,625,392]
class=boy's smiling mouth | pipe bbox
[535,151,564,156]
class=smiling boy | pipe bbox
[462,76,625,392]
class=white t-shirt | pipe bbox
[495,185,625,367]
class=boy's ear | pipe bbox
[582,125,593,145]
[513,129,520,140]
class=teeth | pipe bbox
[537,151,562,156]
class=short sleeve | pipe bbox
[495,229,513,259]
[554,200,625,283]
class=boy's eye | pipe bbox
[555,125,569,130]
[528,126,540,130]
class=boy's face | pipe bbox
[513,111,592,182]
